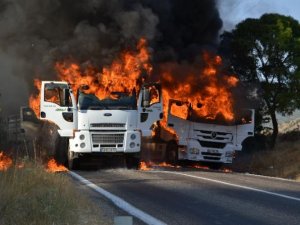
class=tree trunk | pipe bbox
[269,109,278,148]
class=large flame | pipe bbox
[0,152,13,171]
[161,53,238,129]
[46,158,68,173]
[29,38,152,117]
[29,79,42,117]
[29,38,238,131]
[56,38,152,99]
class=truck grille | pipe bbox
[90,123,125,128]
[92,133,124,144]
[199,141,226,149]
[194,130,232,142]
[201,152,222,161]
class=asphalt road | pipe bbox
[73,168,300,225]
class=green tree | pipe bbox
[220,13,300,147]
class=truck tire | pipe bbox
[166,141,178,165]
[68,148,80,170]
[54,137,68,166]
[208,162,223,170]
[125,153,140,169]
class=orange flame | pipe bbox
[160,53,238,131]
[139,161,180,170]
[0,152,13,171]
[189,164,210,170]
[157,162,180,168]
[29,38,152,117]
[56,38,152,99]
[29,79,41,117]
[46,158,68,173]
[188,163,232,172]
[223,168,232,173]
[29,38,238,143]
[139,161,152,171]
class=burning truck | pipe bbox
[38,81,162,169]
[150,100,254,166]
[146,53,255,167]
[30,39,163,169]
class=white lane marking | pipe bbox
[244,173,299,183]
[149,171,300,202]
[69,171,167,225]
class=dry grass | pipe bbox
[235,140,300,180]
[0,161,111,225]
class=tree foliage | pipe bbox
[220,14,300,147]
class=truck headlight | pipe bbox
[130,142,135,148]
[80,143,86,148]
[79,134,85,140]
[189,148,200,154]
[130,134,136,140]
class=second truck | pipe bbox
[150,99,255,167]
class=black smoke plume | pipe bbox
[0,0,222,115]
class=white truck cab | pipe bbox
[40,81,162,169]
[165,99,255,165]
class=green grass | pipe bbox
[0,161,110,225]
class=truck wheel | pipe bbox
[126,154,140,169]
[208,162,223,170]
[166,141,178,165]
[68,148,80,170]
[54,138,68,166]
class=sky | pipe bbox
[218,0,300,31]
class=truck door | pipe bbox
[167,100,190,145]
[138,83,163,136]
[40,81,76,137]
[235,109,255,149]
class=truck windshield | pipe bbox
[78,91,137,110]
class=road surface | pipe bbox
[71,168,300,225]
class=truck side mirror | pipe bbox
[142,88,150,108]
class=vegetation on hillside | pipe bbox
[220,13,300,147]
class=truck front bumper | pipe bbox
[178,141,239,164]
[69,130,141,153]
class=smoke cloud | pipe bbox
[0,0,222,115]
